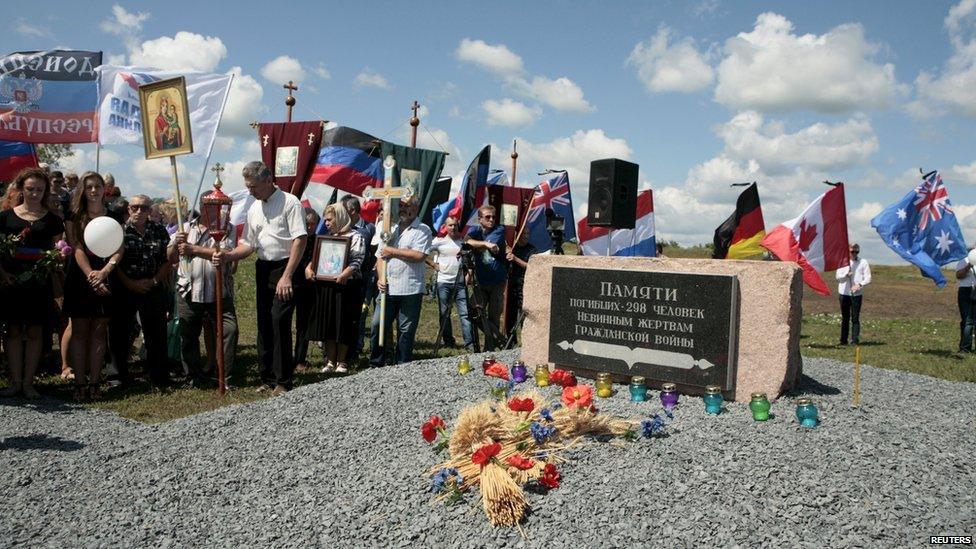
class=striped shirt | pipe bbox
[170,223,238,303]
[376,218,431,296]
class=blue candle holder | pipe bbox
[795,397,819,428]
[629,376,647,402]
[703,385,723,414]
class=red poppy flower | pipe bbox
[505,454,536,470]
[539,463,561,489]
[561,384,594,409]
[485,362,510,381]
[421,415,446,443]
[507,397,535,413]
[471,442,502,468]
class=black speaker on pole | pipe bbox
[586,158,639,229]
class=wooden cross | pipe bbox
[284,80,298,122]
[363,155,412,345]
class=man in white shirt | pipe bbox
[427,216,473,349]
[213,161,306,395]
[369,196,431,367]
[954,249,976,353]
[835,243,871,345]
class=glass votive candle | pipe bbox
[795,397,819,428]
[629,376,647,402]
[703,385,723,414]
[481,354,495,374]
[749,392,771,421]
[534,364,550,387]
[596,373,613,398]
[457,356,471,374]
[660,382,679,410]
[511,361,528,383]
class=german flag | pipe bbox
[712,183,766,259]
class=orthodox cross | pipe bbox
[363,156,413,345]
[211,162,224,184]
[284,80,298,122]
[409,100,420,147]
[510,139,518,187]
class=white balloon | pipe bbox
[83,216,124,259]
[968,248,976,265]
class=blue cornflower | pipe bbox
[540,408,554,422]
[641,415,667,438]
[430,468,462,493]
[664,408,674,420]
[550,402,562,410]
[529,421,557,444]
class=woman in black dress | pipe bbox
[63,172,123,401]
[0,168,65,399]
[304,204,364,374]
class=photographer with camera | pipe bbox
[464,205,507,350]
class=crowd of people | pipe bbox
[0,161,533,400]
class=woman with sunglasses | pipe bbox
[63,172,123,401]
[0,168,65,399]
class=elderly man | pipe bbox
[169,199,239,388]
[370,196,431,367]
[213,161,306,395]
[464,204,507,350]
[110,194,173,387]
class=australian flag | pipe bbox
[526,171,576,252]
[871,170,968,287]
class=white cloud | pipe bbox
[220,66,265,137]
[261,55,305,85]
[129,31,227,72]
[691,0,720,18]
[314,63,331,79]
[716,111,878,175]
[354,68,391,90]
[949,160,976,185]
[132,158,192,197]
[106,53,127,65]
[396,124,464,180]
[214,137,236,152]
[100,4,150,34]
[14,18,52,38]
[455,38,524,76]
[715,12,905,112]
[910,0,976,117]
[627,26,714,93]
[515,76,594,112]
[55,148,122,174]
[482,98,541,126]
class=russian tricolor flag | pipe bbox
[0,141,38,183]
[577,189,656,256]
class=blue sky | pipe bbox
[5,0,976,263]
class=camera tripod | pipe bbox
[432,250,505,357]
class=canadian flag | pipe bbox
[761,184,850,296]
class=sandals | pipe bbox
[335,362,349,374]
[321,361,336,373]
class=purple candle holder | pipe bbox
[660,382,679,410]
[511,361,528,384]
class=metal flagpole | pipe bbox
[95,143,101,173]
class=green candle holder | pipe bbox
[749,392,771,421]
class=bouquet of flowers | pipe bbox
[422,382,670,530]
[0,237,72,284]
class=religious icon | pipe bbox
[501,204,519,227]
[400,168,421,195]
[312,235,351,281]
[274,146,299,177]
[138,76,193,159]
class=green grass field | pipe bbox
[7,243,975,422]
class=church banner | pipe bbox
[379,141,446,224]
[259,121,323,196]
[0,50,102,143]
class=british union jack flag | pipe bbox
[526,171,576,250]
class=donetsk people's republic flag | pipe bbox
[0,50,102,143]
[712,183,766,259]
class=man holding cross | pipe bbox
[369,195,431,367]
[213,161,306,395]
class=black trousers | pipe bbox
[177,294,239,384]
[256,259,296,388]
[293,282,313,366]
[957,287,976,352]
[110,284,169,385]
[839,294,862,345]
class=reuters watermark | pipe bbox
[930,536,972,545]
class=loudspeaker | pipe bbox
[586,158,639,229]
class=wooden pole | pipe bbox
[410,101,420,148]
[853,345,861,407]
[169,156,185,232]
[95,143,101,173]
[284,81,298,123]
[215,252,225,396]
[510,140,518,187]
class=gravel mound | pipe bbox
[1,354,974,548]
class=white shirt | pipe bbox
[242,188,306,261]
[835,257,871,296]
[429,235,462,285]
[376,218,431,296]
[170,223,237,303]
[955,258,976,287]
